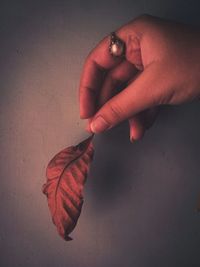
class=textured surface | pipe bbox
[43,135,94,241]
[1,1,200,267]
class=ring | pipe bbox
[109,32,126,57]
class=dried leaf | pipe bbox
[42,135,94,241]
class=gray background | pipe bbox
[1,0,200,266]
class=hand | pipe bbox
[79,14,200,141]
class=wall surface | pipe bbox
[1,1,200,266]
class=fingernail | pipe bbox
[90,116,110,133]
[85,123,92,133]
[130,136,135,143]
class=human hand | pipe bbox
[79,15,200,141]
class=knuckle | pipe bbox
[109,71,118,81]
[156,89,175,105]
[134,14,157,28]
[86,46,97,60]
[138,14,151,22]
[81,85,97,96]
[107,101,124,122]
[85,51,93,64]
[109,71,123,85]
[135,14,152,24]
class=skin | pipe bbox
[79,14,200,141]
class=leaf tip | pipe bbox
[75,134,94,151]
[64,235,73,241]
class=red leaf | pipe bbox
[42,135,94,241]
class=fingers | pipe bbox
[89,62,166,133]
[79,61,105,119]
[98,61,138,107]
[79,34,125,119]
[85,60,138,133]
[129,107,159,142]
[129,114,146,141]
[79,14,157,120]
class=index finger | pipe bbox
[79,34,125,119]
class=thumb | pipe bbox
[90,62,168,133]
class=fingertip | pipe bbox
[79,90,96,119]
[85,122,92,133]
[130,136,135,143]
[80,114,86,119]
[129,118,145,142]
[79,107,87,119]
[80,109,95,119]
[130,130,145,143]
[132,133,145,141]
[90,115,111,133]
